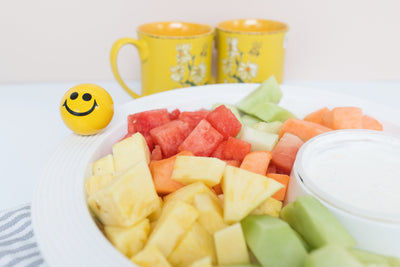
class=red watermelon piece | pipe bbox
[271,133,304,175]
[222,137,251,162]
[178,119,224,157]
[178,109,210,131]
[210,140,227,160]
[206,105,242,138]
[169,109,181,120]
[150,120,191,158]
[127,109,171,134]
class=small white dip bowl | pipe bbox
[286,129,400,257]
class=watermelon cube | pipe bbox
[206,105,242,138]
[169,109,181,120]
[271,133,304,175]
[210,140,227,160]
[127,109,171,134]
[150,120,191,158]
[178,110,210,131]
[223,137,252,162]
[178,119,224,157]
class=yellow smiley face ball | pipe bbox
[60,84,114,135]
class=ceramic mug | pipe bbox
[216,19,288,84]
[110,22,215,98]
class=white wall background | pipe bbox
[1,0,399,83]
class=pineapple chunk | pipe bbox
[148,197,164,222]
[193,193,227,235]
[88,160,160,227]
[131,245,172,267]
[104,219,150,258]
[163,182,220,209]
[222,166,283,223]
[85,174,114,196]
[112,133,150,173]
[92,154,115,176]
[251,197,283,217]
[171,156,226,187]
[168,222,217,267]
[188,257,212,267]
[214,223,250,265]
[146,201,199,257]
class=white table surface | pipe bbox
[0,80,399,211]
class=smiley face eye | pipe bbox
[70,92,78,100]
[82,93,92,101]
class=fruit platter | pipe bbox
[32,78,400,267]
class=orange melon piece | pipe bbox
[304,107,330,125]
[322,107,363,130]
[362,115,383,131]
[271,133,304,175]
[279,118,332,142]
[149,151,193,195]
[240,151,272,176]
[266,173,290,201]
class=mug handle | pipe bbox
[110,37,149,98]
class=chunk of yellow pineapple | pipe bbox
[148,197,163,222]
[104,219,150,258]
[251,197,283,217]
[188,257,212,267]
[146,201,199,257]
[85,174,114,196]
[222,166,283,223]
[171,156,226,187]
[88,160,160,227]
[168,222,217,267]
[192,193,227,235]
[112,133,150,173]
[131,245,172,267]
[92,154,115,176]
[214,223,250,265]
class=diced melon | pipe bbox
[88,160,160,227]
[240,125,279,152]
[179,110,210,131]
[241,114,262,127]
[303,245,364,267]
[193,193,227,235]
[240,151,272,176]
[171,156,226,187]
[222,166,284,223]
[361,114,383,131]
[322,107,363,130]
[349,248,400,266]
[146,201,199,257]
[279,118,332,142]
[252,121,283,134]
[222,137,252,162]
[127,108,171,135]
[266,173,290,201]
[112,133,151,173]
[212,103,243,123]
[104,219,150,258]
[251,197,283,217]
[303,107,330,125]
[214,223,250,265]
[206,105,242,138]
[168,222,217,266]
[242,102,298,123]
[271,133,304,175]
[131,245,172,267]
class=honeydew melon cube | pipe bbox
[193,193,228,235]
[112,132,150,173]
[245,102,298,123]
[104,218,150,258]
[241,115,262,127]
[252,121,283,135]
[88,160,160,227]
[131,245,172,267]
[146,201,199,257]
[303,245,364,267]
[349,248,400,266]
[168,222,217,266]
[280,195,356,249]
[241,215,308,267]
[240,126,279,152]
[214,223,250,265]
[222,166,283,223]
[171,156,226,187]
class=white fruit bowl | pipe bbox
[31,83,400,266]
[286,129,400,257]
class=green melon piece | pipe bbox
[280,196,357,250]
[240,126,279,151]
[349,248,400,267]
[304,245,364,267]
[243,102,298,123]
[241,115,262,127]
[237,76,283,112]
[216,265,261,267]
[252,121,283,134]
[241,215,308,267]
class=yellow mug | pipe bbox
[216,19,288,84]
[110,22,215,98]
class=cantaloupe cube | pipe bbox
[131,245,172,267]
[168,222,217,266]
[214,223,250,265]
[104,219,150,258]
[322,107,363,130]
[361,115,383,131]
[304,107,330,125]
[279,118,332,142]
[171,156,226,187]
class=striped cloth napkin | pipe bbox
[0,205,46,267]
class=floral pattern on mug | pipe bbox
[170,43,208,87]
[222,37,260,83]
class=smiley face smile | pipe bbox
[63,99,98,116]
